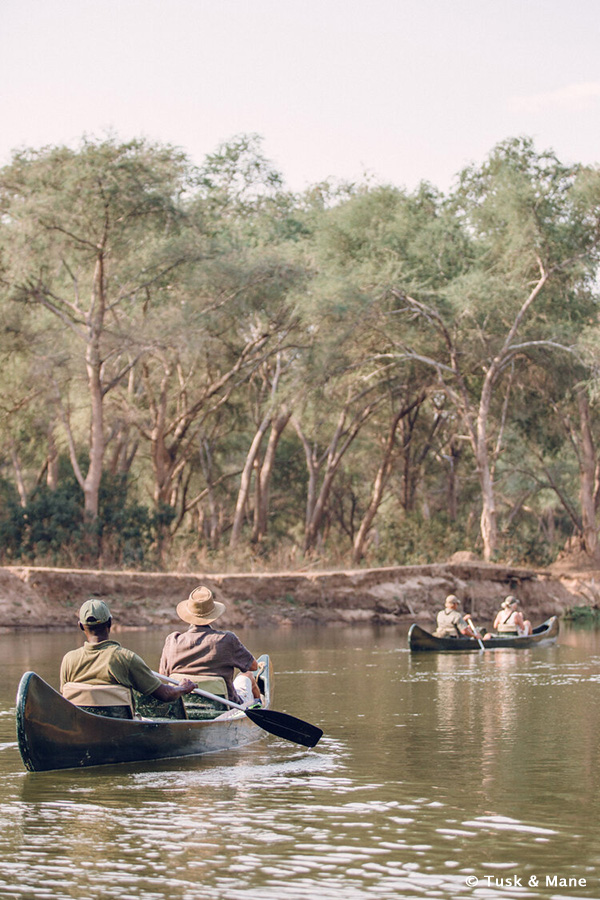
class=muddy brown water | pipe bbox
[1,623,599,899]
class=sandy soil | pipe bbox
[0,554,595,630]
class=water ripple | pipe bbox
[1,630,599,899]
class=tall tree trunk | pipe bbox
[10,446,27,508]
[294,400,375,555]
[83,371,104,519]
[475,373,497,561]
[230,352,286,548]
[352,442,394,565]
[447,438,460,521]
[252,409,291,543]
[82,256,106,521]
[578,389,598,555]
[46,426,59,490]
[352,396,425,564]
[230,412,272,548]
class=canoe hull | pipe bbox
[16,654,272,772]
[408,616,559,652]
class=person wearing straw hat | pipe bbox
[159,586,260,706]
[493,595,532,636]
[60,599,196,703]
[433,594,480,639]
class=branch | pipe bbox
[52,383,86,490]
[42,221,99,251]
[499,258,548,356]
[25,285,88,340]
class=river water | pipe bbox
[1,622,600,900]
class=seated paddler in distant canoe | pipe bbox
[433,594,481,639]
[158,586,262,710]
[487,595,532,638]
[59,598,197,716]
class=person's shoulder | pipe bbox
[112,644,142,663]
[112,645,154,674]
[219,629,242,640]
[162,631,182,642]
[212,628,243,643]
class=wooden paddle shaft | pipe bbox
[467,616,485,649]
[153,671,246,710]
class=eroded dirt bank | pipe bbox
[0,559,595,630]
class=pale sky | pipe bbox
[1,0,599,194]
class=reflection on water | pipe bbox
[1,624,600,898]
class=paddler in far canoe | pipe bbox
[433,594,482,640]
[489,595,533,637]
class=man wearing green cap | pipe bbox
[60,599,196,704]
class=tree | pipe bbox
[0,137,193,522]
[388,139,600,559]
[351,387,428,563]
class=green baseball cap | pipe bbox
[79,598,111,625]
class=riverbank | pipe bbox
[0,557,594,630]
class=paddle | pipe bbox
[153,672,323,748]
[467,615,485,650]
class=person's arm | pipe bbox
[114,650,196,701]
[158,648,169,677]
[461,614,480,638]
[232,641,259,696]
[158,634,176,676]
[513,611,527,630]
[227,633,258,675]
[239,658,261,698]
[151,678,196,703]
[59,657,68,691]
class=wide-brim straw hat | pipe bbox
[176,586,226,625]
[445,594,461,606]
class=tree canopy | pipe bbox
[1,134,600,570]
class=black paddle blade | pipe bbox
[245,707,323,748]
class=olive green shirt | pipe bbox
[434,608,469,638]
[60,640,161,696]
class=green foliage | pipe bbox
[0,469,169,568]
[371,512,471,567]
[563,606,600,622]
[0,475,84,563]
[1,133,600,571]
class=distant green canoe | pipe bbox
[408,616,559,652]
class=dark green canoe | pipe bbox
[16,654,272,772]
[408,616,559,651]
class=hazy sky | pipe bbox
[2,0,599,193]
